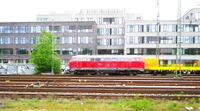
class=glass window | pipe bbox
[183,48,200,55]
[97,39,111,46]
[116,18,123,24]
[31,26,42,33]
[149,25,156,32]
[62,37,72,44]
[127,36,143,44]
[15,37,29,44]
[78,37,92,44]
[78,48,92,55]
[145,36,157,44]
[62,26,76,32]
[0,37,11,44]
[160,36,176,44]
[111,38,124,46]
[144,25,152,32]
[0,48,13,55]
[30,37,36,44]
[62,48,75,55]
[160,48,175,55]
[128,25,133,32]
[16,26,28,33]
[97,18,103,24]
[0,26,3,33]
[78,25,93,32]
[184,25,193,32]
[17,48,29,54]
[195,36,200,44]
[111,28,124,35]
[0,26,13,33]
[103,18,115,24]
[181,36,194,44]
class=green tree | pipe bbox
[30,31,61,74]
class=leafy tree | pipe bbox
[30,31,61,74]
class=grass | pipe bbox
[0,97,200,111]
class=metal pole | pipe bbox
[51,19,54,74]
[176,0,182,76]
[156,0,160,59]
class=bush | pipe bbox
[53,57,61,74]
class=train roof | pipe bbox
[71,55,143,59]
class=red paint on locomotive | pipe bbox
[69,55,144,72]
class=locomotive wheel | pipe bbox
[152,71,157,76]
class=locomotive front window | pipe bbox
[91,58,95,61]
[96,58,101,61]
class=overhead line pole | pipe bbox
[51,19,54,74]
[176,0,182,77]
[156,0,160,59]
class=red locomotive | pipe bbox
[69,55,144,74]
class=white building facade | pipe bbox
[38,8,200,65]
[125,8,200,65]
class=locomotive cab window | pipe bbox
[91,58,95,61]
[95,58,101,61]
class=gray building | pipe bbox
[37,9,142,55]
[0,21,97,64]
[125,8,200,65]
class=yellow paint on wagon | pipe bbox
[145,58,200,71]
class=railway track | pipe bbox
[0,75,200,99]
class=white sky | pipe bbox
[0,0,199,22]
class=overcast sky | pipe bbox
[0,0,199,22]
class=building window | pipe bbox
[103,18,115,24]
[97,28,109,35]
[17,48,29,54]
[115,18,124,24]
[183,48,200,55]
[78,25,93,32]
[181,36,194,44]
[195,36,200,44]
[126,36,143,44]
[78,37,93,44]
[0,37,11,44]
[0,48,13,55]
[161,24,176,32]
[184,25,193,32]
[62,48,75,55]
[127,25,143,32]
[98,49,123,55]
[111,38,124,46]
[62,37,76,44]
[61,26,76,32]
[160,48,176,55]
[97,39,110,46]
[0,26,13,33]
[16,26,28,33]
[111,28,124,35]
[15,37,29,44]
[31,37,37,44]
[144,36,157,44]
[78,48,92,55]
[160,36,176,44]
